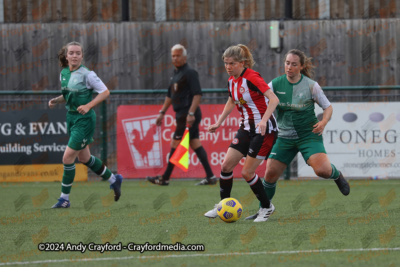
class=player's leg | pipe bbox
[204,147,244,218]
[242,132,277,222]
[245,136,296,220]
[301,133,350,196]
[205,129,250,218]
[79,146,123,201]
[52,146,80,208]
[307,153,350,196]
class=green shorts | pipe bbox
[66,111,96,151]
[268,132,326,165]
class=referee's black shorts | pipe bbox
[173,108,201,140]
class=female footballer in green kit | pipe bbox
[246,49,350,219]
[48,41,122,208]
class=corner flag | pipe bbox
[169,127,189,172]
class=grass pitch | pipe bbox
[0,178,399,266]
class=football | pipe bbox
[217,198,243,223]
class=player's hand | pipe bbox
[256,121,267,136]
[312,120,327,135]
[186,114,195,126]
[156,114,164,126]
[77,105,91,115]
[48,98,57,109]
[208,123,220,133]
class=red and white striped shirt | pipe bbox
[228,68,278,134]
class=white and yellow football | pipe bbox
[217,198,243,223]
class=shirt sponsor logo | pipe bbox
[276,91,286,94]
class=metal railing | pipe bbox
[1,85,400,179]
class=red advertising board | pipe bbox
[117,105,267,179]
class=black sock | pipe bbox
[248,174,271,209]
[194,146,214,178]
[162,148,176,181]
[220,171,233,200]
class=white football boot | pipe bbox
[254,203,275,222]
[204,204,219,218]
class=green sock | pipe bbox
[259,180,277,208]
[84,155,112,180]
[61,163,75,194]
[330,164,340,179]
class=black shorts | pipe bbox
[229,128,277,159]
[173,108,201,140]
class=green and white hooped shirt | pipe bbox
[60,65,107,113]
[269,74,331,139]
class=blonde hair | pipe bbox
[222,44,255,69]
[285,49,315,79]
[58,41,84,68]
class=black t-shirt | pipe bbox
[167,63,202,113]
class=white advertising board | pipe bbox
[298,102,400,178]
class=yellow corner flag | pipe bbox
[169,127,189,172]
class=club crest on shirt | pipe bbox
[174,83,178,91]
[239,87,245,94]
[232,138,239,145]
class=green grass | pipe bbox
[0,179,399,266]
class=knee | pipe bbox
[62,154,74,165]
[241,168,254,181]
[264,169,280,183]
[221,162,232,173]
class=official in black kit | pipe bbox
[147,44,216,186]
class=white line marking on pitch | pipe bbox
[0,247,399,266]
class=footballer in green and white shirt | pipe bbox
[49,42,123,209]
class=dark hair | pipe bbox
[222,44,255,69]
[285,49,315,79]
[58,41,84,68]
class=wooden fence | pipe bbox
[0,19,399,91]
[3,0,400,22]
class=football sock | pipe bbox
[330,164,340,179]
[247,174,271,209]
[162,148,176,181]
[220,171,233,199]
[263,180,276,200]
[60,193,69,201]
[108,174,116,185]
[61,163,75,194]
[83,155,112,181]
[258,180,277,208]
[194,146,214,178]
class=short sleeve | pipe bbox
[312,82,331,109]
[186,69,202,95]
[86,71,108,93]
[246,70,270,94]
[268,82,273,92]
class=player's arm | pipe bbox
[312,82,332,135]
[256,89,279,136]
[77,72,109,115]
[313,105,332,135]
[48,95,65,108]
[208,97,236,133]
[157,97,173,126]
